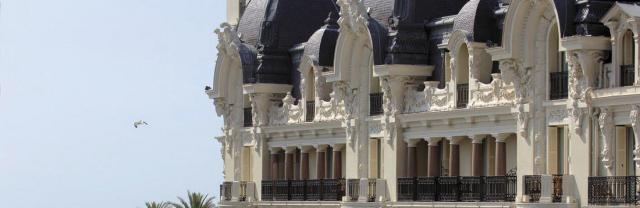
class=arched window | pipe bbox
[456,44,469,108]
[369,69,383,115]
[621,30,635,86]
[243,94,252,127]
[548,24,567,100]
[305,69,316,122]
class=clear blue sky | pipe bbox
[0,0,225,207]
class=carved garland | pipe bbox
[631,105,640,167]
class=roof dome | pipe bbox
[237,0,269,46]
[453,0,501,44]
[304,12,340,68]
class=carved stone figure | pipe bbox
[631,105,640,167]
[599,107,614,169]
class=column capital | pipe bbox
[406,139,421,147]
[492,133,511,142]
[447,136,466,145]
[330,143,345,151]
[299,146,314,153]
[470,135,486,144]
[425,137,442,146]
[314,144,328,152]
[270,147,283,154]
[285,146,298,154]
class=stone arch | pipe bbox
[497,0,559,67]
[330,0,374,85]
[212,24,244,118]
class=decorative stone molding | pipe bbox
[469,73,516,108]
[631,105,640,167]
[548,109,568,124]
[599,107,614,170]
[269,93,304,125]
[336,0,369,34]
[567,52,588,135]
[211,23,242,100]
[248,93,271,127]
[214,23,241,60]
[499,59,531,137]
[403,81,452,113]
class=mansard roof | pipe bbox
[235,0,338,84]
[453,0,501,44]
[304,12,340,68]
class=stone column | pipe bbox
[285,147,296,180]
[493,134,509,176]
[448,137,463,176]
[316,145,327,179]
[406,139,419,178]
[270,147,281,180]
[332,144,344,179]
[471,135,485,176]
[427,138,442,177]
[300,146,311,180]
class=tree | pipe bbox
[145,201,173,208]
[170,191,216,208]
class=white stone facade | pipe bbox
[208,1,640,207]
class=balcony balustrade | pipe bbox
[524,175,541,202]
[243,107,252,127]
[220,181,255,202]
[549,71,568,100]
[396,176,516,202]
[348,179,360,201]
[456,84,469,108]
[305,101,315,122]
[621,65,635,87]
[588,176,639,206]
[260,179,344,202]
[369,93,384,115]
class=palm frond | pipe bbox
[145,201,173,208]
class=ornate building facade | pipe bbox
[208,0,640,207]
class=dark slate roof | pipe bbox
[553,0,638,37]
[453,0,501,44]
[235,0,338,84]
[364,0,395,28]
[237,0,268,46]
[304,12,340,68]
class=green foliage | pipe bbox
[145,201,173,208]
[170,191,216,208]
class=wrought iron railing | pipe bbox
[524,175,541,202]
[621,65,635,87]
[396,176,516,202]
[552,175,563,203]
[549,71,568,100]
[416,177,437,201]
[306,179,322,201]
[260,179,344,201]
[323,179,345,201]
[261,180,274,201]
[290,180,306,201]
[460,176,483,201]
[274,180,290,201]
[369,93,384,115]
[438,176,460,201]
[348,179,360,201]
[305,101,315,122]
[456,84,469,108]
[243,107,252,127]
[483,176,517,202]
[222,182,232,201]
[588,176,639,205]
[397,178,416,201]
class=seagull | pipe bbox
[134,120,149,128]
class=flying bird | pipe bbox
[134,120,148,128]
